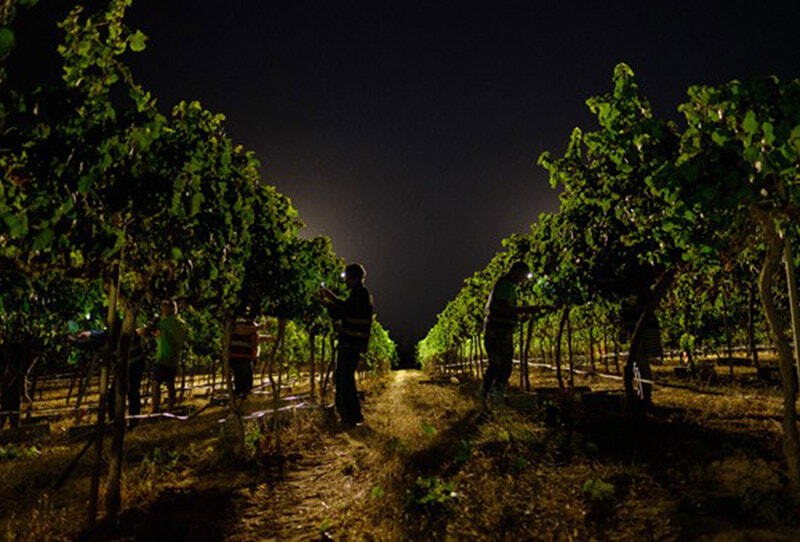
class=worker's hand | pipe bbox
[318,286,336,302]
[68,330,92,342]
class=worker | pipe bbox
[482,261,545,408]
[228,313,271,407]
[151,300,186,413]
[320,263,373,427]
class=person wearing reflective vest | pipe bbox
[320,263,373,427]
[482,261,542,408]
[228,315,271,403]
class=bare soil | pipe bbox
[3,369,800,541]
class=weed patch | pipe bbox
[0,444,40,462]
[404,476,457,515]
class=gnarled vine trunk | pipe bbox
[624,269,674,410]
[756,213,800,488]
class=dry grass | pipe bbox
[2,367,800,540]
[0,371,349,541]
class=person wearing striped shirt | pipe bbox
[482,261,543,408]
[320,263,373,427]
[228,316,271,402]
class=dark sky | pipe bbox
[12,1,800,363]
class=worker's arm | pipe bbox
[492,300,550,318]
[491,299,527,318]
[256,333,274,343]
[68,329,106,343]
[319,286,342,304]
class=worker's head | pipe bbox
[509,261,531,283]
[236,305,258,324]
[161,300,177,317]
[344,263,366,288]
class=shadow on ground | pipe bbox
[451,376,798,538]
[78,487,240,542]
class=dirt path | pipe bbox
[226,369,470,541]
[72,369,476,542]
[71,368,800,541]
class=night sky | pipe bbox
[11,1,800,363]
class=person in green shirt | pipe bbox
[151,300,186,413]
[482,261,545,408]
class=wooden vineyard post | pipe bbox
[467,338,473,378]
[480,334,485,379]
[519,321,525,389]
[473,335,478,377]
[523,319,534,391]
[261,316,283,385]
[272,319,288,453]
[683,305,696,375]
[721,280,734,386]
[566,313,574,389]
[106,303,136,519]
[209,351,217,396]
[554,307,568,390]
[220,314,245,460]
[321,334,336,403]
[309,331,316,399]
[473,336,478,378]
[221,315,236,412]
[319,333,327,402]
[748,285,759,368]
[88,267,119,526]
[470,337,475,378]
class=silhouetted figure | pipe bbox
[0,353,24,429]
[620,298,663,405]
[321,263,373,427]
[482,261,542,407]
[69,326,147,423]
[151,301,186,413]
[126,328,146,419]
